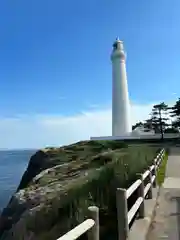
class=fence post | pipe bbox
[116,188,129,240]
[158,149,164,166]
[137,174,145,218]
[153,158,157,188]
[147,168,153,199]
[157,151,162,167]
[88,206,99,240]
[160,149,165,166]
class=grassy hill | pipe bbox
[0,140,160,240]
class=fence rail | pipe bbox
[57,206,99,240]
[58,219,95,240]
[116,148,165,240]
[57,149,165,240]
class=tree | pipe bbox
[149,102,169,139]
[164,127,179,133]
[170,98,180,128]
[144,118,154,131]
[132,121,143,130]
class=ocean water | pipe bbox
[0,150,36,211]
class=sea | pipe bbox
[0,149,36,211]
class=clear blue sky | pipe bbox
[0,0,179,117]
[0,0,180,148]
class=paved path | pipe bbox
[147,147,180,239]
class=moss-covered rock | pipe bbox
[0,140,159,240]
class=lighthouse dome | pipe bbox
[111,39,126,60]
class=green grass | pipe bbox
[19,144,159,240]
[3,141,160,240]
[157,151,168,186]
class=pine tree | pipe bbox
[148,102,169,139]
[144,118,154,130]
[132,121,143,130]
[170,98,180,128]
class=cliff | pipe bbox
[0,140,159,240]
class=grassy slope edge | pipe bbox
[157,150,168,186]
[0,141,160,240]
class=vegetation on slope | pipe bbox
[0,140,160,240]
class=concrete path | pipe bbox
[147,147,180,239]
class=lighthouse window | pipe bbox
[113,42,118,50]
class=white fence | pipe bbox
[57,149,165,240]
[116,148,165,240]
[57,206,99,240]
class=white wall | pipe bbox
[90,133,180,141]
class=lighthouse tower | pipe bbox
[111,38,131,136]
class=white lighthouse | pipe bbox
[111,38,131,136]
[90,38,132,141]
[90,38,159,141]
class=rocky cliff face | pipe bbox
[0,140,130,240]
[0,140,158,240]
